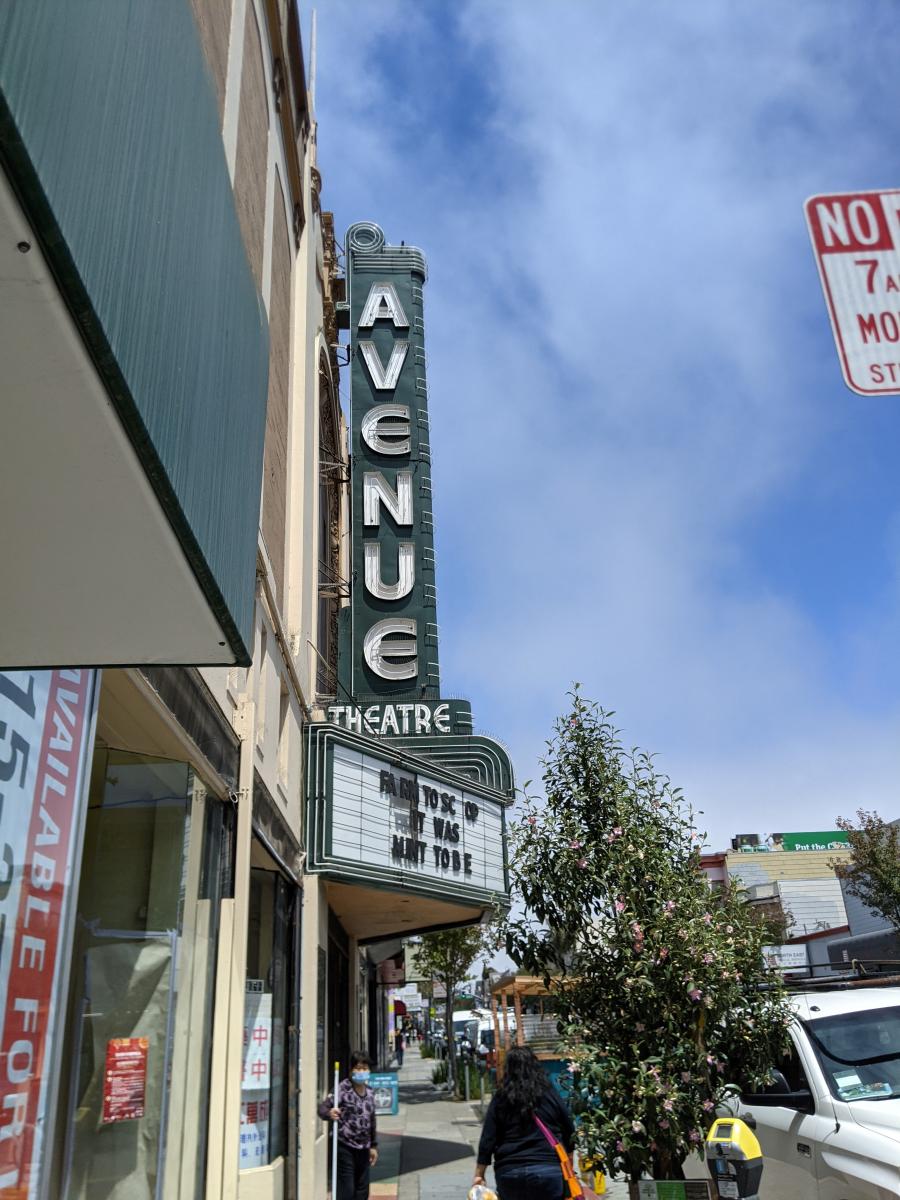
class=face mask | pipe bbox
[351,1071,370,1085]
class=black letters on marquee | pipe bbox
[380,767,480,877]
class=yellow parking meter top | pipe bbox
[706,1118,762,1162]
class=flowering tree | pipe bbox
[506,691,792,1181]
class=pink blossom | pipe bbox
[689,1130,702,1143]
[616,1140,625,1153]
[658,948,669,960]
[702,912,712,925]
[567,1062,578,1074]
[578,858,588,869]
[658,1119,670,1129]
[663,1099,674,1112]
[615,900,626,914]
[569,839,583,850]
[706,1054,716,1066]
[702,953,714,965]
[702,1100,714,1112]
[725,925,733,933]
[632,1121,645,1134]
[527,816,538,827]
[664,900,676,912]
[680,1071,691,1083]
[613,826,623,836]
[688,988,703,1002]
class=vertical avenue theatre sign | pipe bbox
[307,223,514,921]
[338,221,440,706]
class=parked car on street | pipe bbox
[726,975,900,1199]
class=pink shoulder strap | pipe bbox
[533,1113,558,1147]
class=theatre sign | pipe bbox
[306,724,507,909]
[307,224,513,923]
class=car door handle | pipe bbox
[797,1143,811,1157]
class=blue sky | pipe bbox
[313,1,900,847]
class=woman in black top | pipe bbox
[473,1046,575,1200]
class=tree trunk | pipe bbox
[652,1150,686,1180]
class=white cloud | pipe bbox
[315,2,900,848]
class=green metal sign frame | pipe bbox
[305,722,510,907]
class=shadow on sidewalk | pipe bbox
[398,1135,474,1175]
[397,1083,447,1106]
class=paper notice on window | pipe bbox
[242,991,272,1091]
[102,1037,149,1122]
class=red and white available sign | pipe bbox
[0,670,98,1199]
[805,189,900,395]
[102,1037,149,1123]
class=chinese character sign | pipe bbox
[240,991,271,1168]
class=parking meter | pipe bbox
[705,1118,763,1200]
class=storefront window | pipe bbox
[51,750,232,1200]
[162,792,235,1197]
[241,858,293,1169]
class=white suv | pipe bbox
[734,980,900,1199]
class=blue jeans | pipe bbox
[495,1162,565,1200]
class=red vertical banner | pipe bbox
[0,670,98,1199]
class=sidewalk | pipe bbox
[370,1045,630,1200]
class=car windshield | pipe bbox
[806,1006,900,1101]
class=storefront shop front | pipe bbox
[50,749,234,1199]
[238,778,303,1195]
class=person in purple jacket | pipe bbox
[318,1051,378,1200]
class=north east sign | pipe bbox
[805,189,900,395]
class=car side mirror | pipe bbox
[742,1088,814,1114]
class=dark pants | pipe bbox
[336,1142,370,1200]
[396,1048,404,1066]
[495,1162,565,1200]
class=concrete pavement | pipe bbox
[369,1045,630,1200]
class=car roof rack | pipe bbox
[781,959,900,992]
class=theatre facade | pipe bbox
[298,221,513,1194]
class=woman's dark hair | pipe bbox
[350,1050,371,1070]
[496,1045,549,1116]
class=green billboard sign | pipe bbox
[777,831,849,852]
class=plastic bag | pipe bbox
[467,1187,498,1200]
